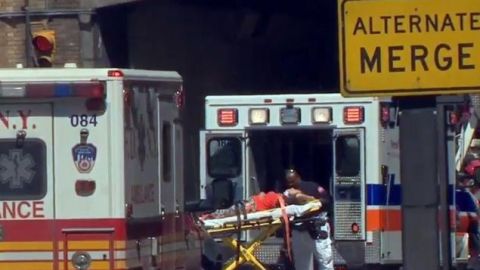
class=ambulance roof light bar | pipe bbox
[0,82,105,98]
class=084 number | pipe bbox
[70,114,98,127]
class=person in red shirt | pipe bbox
[200,189,316,220]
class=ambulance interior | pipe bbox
[247,129,334,203]
[205,127,361,219]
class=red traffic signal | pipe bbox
[32,30,55,67]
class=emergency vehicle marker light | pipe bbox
[108,69,124,77]
[343,106,364,124]
[249,108,269,125]
[351,223,360,233]
[217,108,238,126]
[381,106,390,125]
[286,98,294,103]
[264,99,272,103]
[308,98,316,103]
[75,180,96,197]
[312,107,331,123]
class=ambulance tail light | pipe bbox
[75,180,96,197]
[380,105,390,126]
[217,108,238,126]
[249,108,269,125]
[343,106,364,124]
[312,107,332,124]
[0,82,105,98]
[351,223,360,233]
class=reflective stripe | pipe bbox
[0,250,126,261]
[0,262,53,270]
[0,242,53,251]
[0,251,53,260]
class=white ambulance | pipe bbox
[199,93,467,269]
[0,68,201,270]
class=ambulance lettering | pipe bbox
[0,109,34,129]
[18,110,32,129]
[0,201,44,219]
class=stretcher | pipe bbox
[200,200,322,270]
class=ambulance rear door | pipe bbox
[332,128,366,263]
[0,103,54,266]
[199,130,246,207]
[158,95,182,269]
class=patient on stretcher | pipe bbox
[200,188,318,220]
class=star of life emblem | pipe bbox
[0,149,36,189]
[72,143,97,173]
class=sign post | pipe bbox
[337,0,480,269]
[397,96,440,270]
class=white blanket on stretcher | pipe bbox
[203,201,321,228]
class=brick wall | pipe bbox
[0,0,85,68]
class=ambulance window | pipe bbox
[208,138,242,178]
[335,135,360,177]
[0,139,47,200]
[162,122,172,182]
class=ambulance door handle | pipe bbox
[16,130,26,147]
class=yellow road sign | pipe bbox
[339,0,480,97]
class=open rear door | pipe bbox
[158,99,180,269]
[199,130,246,206]
[332,128,366,265]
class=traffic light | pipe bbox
[32,30,55,67]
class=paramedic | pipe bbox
[284,169,333,270]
